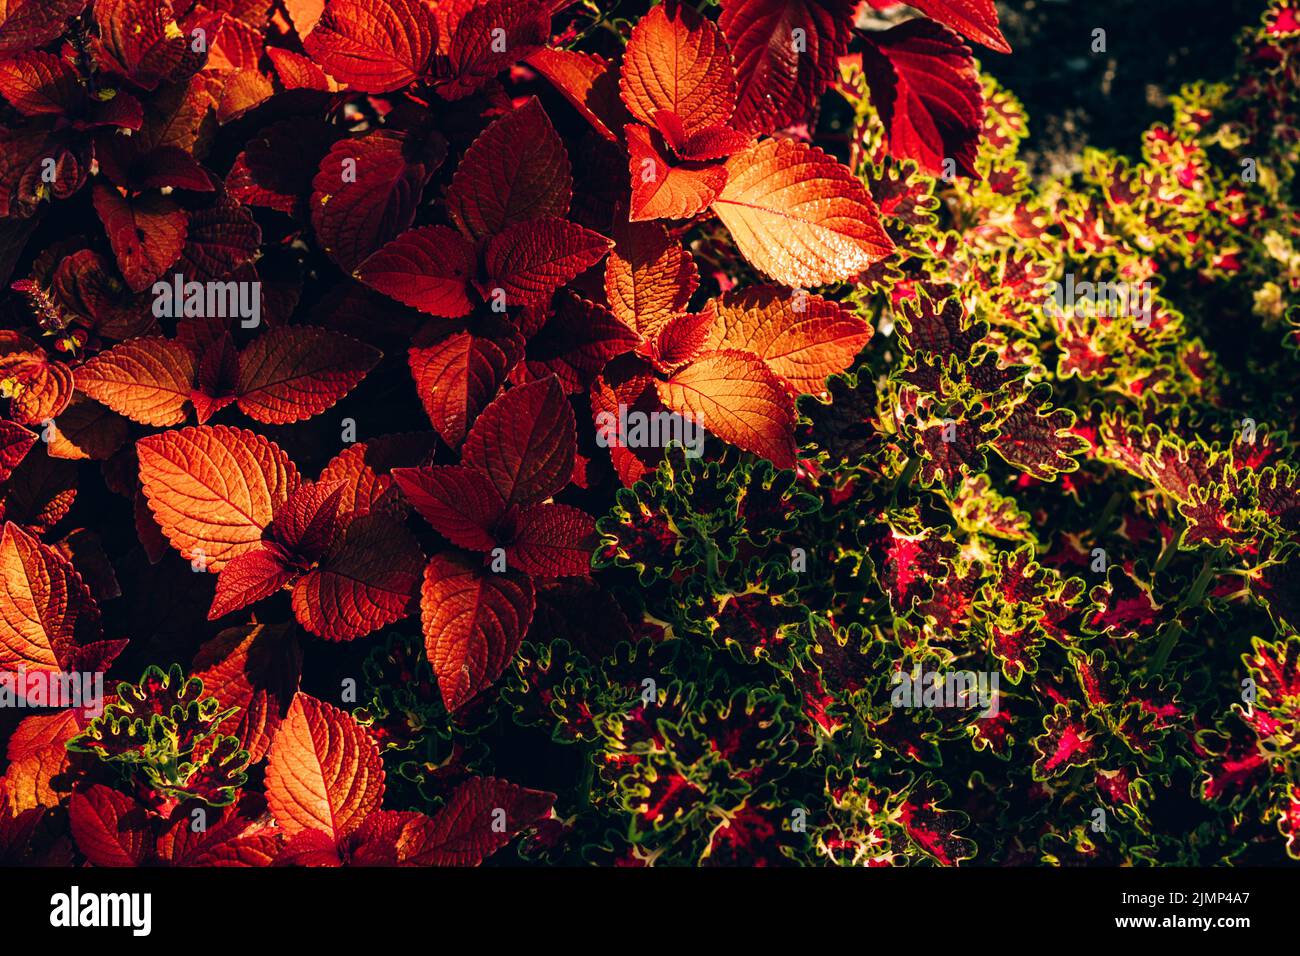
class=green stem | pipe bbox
[891,456,921,505]
[1089,490,1124,540]
[1147,621,1184,676]
[1152,523,1181,575]
[578,748,596,809]
[1148,553,1218,674]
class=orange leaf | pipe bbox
[420,552,535,711]
[704,285,873,395]
[656,349,796,467]
[604,216,698,337]
[626,123,727,221]
[265,693,385,841]
[619,2,737,136]
[317,433,438,520]
[74,336,197,426]
[1,711,87,813]
[526,48,629,143]
[711,137,893,287]
[136,425,301,571]
[0,521,101,673]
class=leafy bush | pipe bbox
[0,0,1298,867]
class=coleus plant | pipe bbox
[1,0,1298,871]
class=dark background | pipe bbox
[983,0,1264,175]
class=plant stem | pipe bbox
[1090,490,1124,540]
[891,456,921,505]
[1148,552,1218,674]
[579,748,596,809]
[1152,522,1182,574]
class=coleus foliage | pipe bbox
[1,0,1296,870]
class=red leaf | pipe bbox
[91,184,189,292]
[654,111,754,161]
[355,225,476,318]
[626,123,728,221]
[440,0,550,100]
[68,785,153,867]
[591,354,665,486]
[317,433,438,520]
[0,420,37,482]
[0,51,84,115]
[409,327,523,446]
[420,551,536,711]
[392,465,505,552]
[447,96,572,241]
[292,513,423,641]
[392,776,554,865]
[156,794,278,865]
[92,0,195,91]
[619,2,737,136]
[510,291,638,394]
[604,217,698,337]
[236,326,381,424]
[462,376,576,507]
[0,0,86,54]
[311,131,439,273]
[720,0,853,134]
[192,622,302,763]
[657,349,796,467]
[74,336,197,426]
[266,46,335,91]
[136,424,301,571]
[302,0,437,92]
[175,193,261,280]
[525,48,629,143]
[209,544,296,619]
[481,217,612,308]
[265,693,385,841]
[506,503,596,577]
[96,141,214,194]
[906,0,1010,53]
[269,480,347,561]
[860,19,984,178]
[276,827,342,866]
[712,137,893,287]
